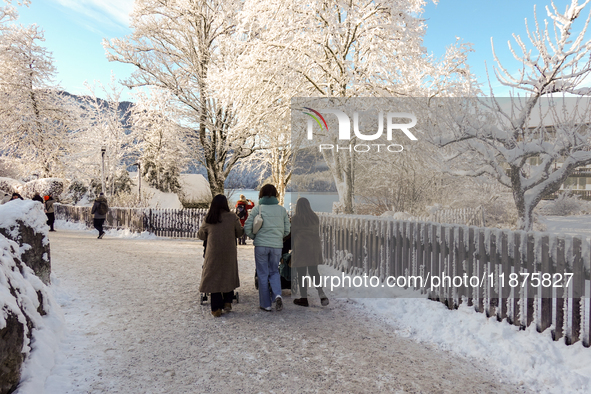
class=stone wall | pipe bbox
[0,200,52,394]
[0,219,51,284]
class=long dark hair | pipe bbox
[259,184,278,199]
[292,197,319,227]
[205,194,230,224]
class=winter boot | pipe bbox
[317,288,329,306]
[275,296,283,311]
[212,309,222,317]
[223,302,232,312]
[293,298,309,307]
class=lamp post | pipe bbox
[101,146,106,195]
[134,162,141,202]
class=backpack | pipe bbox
[97,201,109,215]
[235,204,247,219]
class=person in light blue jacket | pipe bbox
[244,184,291,312]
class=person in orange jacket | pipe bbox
[235,194,254,245]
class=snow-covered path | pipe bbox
[44,230,518,393]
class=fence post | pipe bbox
[539,235,552,333]
[447,226,455,309]
[525,234,536,328]
[487,230,497,318]
[416,222,424,291]
[456,227,465,306]
[422,222,431,295]
[433,224,442,302]
[566,237,584,345]
[476,229,485,313]
[499,231,510,322]
[553,237,566,341]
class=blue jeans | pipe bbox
[255,246,282,308]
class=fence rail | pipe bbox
[319,214,591,347]
[55,204,208,238]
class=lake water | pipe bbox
[226,189,339,213]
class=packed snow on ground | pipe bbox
[313,259,591,394]
[37,230,516,393]
[353,297,591,393]
[54,220,160,240]
[538,214,591,240]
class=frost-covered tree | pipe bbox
[0,2,77,178]
[434,1,591,230]
[68,78,134,196]
[104,0,255,197]
[230,0,475,213]
[131,89,188,193]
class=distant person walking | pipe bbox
[10,192,23,201]
[291,198,329,307]
[91,193,109,239]
[235,194,254,245]
[244,184,290,312]
[44,194,56,232]
[32,193,44,204]
[198,194,244,317]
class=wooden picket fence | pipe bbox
[55,204,208,238]
[56,204,591,346]
[412,206,486,227]
[319,214,591,347]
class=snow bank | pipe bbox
[179,173,211,201]
[128,172,184,209]
[0,199,49,240]
[148,187,183,209]
[0,220,63,393]
[354,297,591,393]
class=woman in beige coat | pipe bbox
[198,194,244,317]
[291,198,329,307]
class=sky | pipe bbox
[13,0,589,102]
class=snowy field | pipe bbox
[16,224,591,393]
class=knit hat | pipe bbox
[239,194,247,202]
[44,195,49,201]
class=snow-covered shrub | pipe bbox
[142,159,181,193]
[89,170,133,198]
[481,195,519,229]
[21,178,64,200]
[64,180,88,205]
[0,177,24,195]
[538,192,589,216]
[107,190,154,208]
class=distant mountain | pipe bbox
[60,90,133,128]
